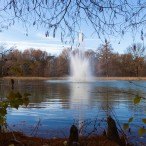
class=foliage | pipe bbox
[123,117,133,130]
[128,117,133,123]
[0,90,30,126]
[127,44,145,77]
[0,43,146,77]
[138,127,146,136]
[123,94,146,136]
[123,123,129,130]
[142,119,146,124]
[133,95,141,105]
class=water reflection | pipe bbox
[69,83,90,110]
[69,83,91,134]
[0,79,146,139]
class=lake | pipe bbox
[0,79,146,143]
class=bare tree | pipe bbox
[97,39,113,77]
[127,43,145,77]
[0,0,146,40]
[0,44,14,76]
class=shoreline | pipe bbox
[0,132,133,146]
[1,76,146,80]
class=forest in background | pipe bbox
[0,40,146,77]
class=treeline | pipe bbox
[0,41,146,77]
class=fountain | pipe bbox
[70,33,93,82]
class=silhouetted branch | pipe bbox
[0,1,146,40]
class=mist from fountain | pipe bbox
[70,51,92,82]
[69,32,93,82]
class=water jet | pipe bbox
[70,33,93,82]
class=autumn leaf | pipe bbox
[133,95,141,104]
[138,127,146,136]
[142,119,146,124]
[128,117,133,123]
[123,123,129,130]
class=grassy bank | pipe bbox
[1,76,146,80]
[1,76,67,80]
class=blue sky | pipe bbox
[0,0,145,56]
[0,23,145,56]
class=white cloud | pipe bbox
[0,40,71,55]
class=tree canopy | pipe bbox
[0,0,146,40]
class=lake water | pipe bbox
[0,79,146,143]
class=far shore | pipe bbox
[1,76,146,80]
